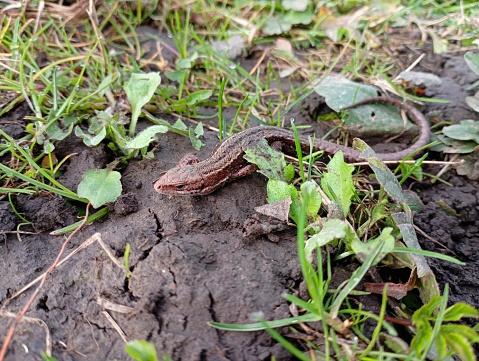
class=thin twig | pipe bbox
[351,159,463,166]
[102,311,128,343]
[414,224,454,254]
[0,203,91,361]
[0,311,52,356]
[5,232,101,305]
[432,153,460,183]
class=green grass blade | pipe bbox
[208,313,320,332]
[0,187,36,195]
[392,247,465,265]
[330,239,385,318]
[258,318,312,361]
[50,207,109,235]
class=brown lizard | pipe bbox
[154,97,431,195]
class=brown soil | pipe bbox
[1,46,479,361]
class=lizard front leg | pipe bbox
[230,164,258,180]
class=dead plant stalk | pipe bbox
[0,203,92,361]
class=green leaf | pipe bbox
[188,127,205,151]
[124,242,131,278]
[43,141,55,154]
[351,227,395,265]
[305,219,356,256]
[63,114,78,126]
[444,332,476,361]
[84,124,107,145]
[329,236,387,318]
[125,340,158,361]
[402,190,423,212]
[287,186,300,224]
[282,10,313,26]
[355,139,407,203]
[465,94,479,112]
[266,179,293,203]
[345,101,417,138]
[194,122,204,137]
[172,118,187,130]
[440,138,478,154]
[393,212,440,304]
[96,75,113,97]
[263,17,292,35]
[77,169,122,208]
[381,334,410,354]
[41,353,59,361]
[442,120,479,144]
[50,207,109,235]
[283,293,319,315]
[412,296,442,323]
[410,322,433,356]
[392,212,436,280]
[465,51,479,77]
[357,204,388,237]
[430,30,448,54]
[244,139,289,181]
[321,151,354,217]
[164,70,185,82]
[435,334,448,360]
[443,303,479,321]
[314,75,378,112]
[75,125,107,147]
[282,0,309,11]
[126,125,168,149]
[457,153,479,180]
[300,181,321,220]
[392,247,465,266]
[440,324,479,339]
[169,90,213,112]
[176,58,192,69]
[124,72,162,136]
[46,121,74,141]
[186,90,212,104]
[284,164,295,182]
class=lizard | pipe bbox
[154,97,431,196]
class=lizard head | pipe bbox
[153,165,205,195]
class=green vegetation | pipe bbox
[212,140,476,360]
[431,51,479,180]
[2,0,479,360]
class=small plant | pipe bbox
[125,340,158,361]
[432,51,479,180]
[210,131,474,359]
[261,0,314,36]
[125,340,174,361]
[410,285,479,361]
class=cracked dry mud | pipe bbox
[1,55,479,360]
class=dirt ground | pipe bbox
[1,45,479,360]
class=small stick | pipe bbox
[0,204,91,361]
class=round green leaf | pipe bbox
[78,169,122,208]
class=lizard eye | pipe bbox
[175,184,185,190]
